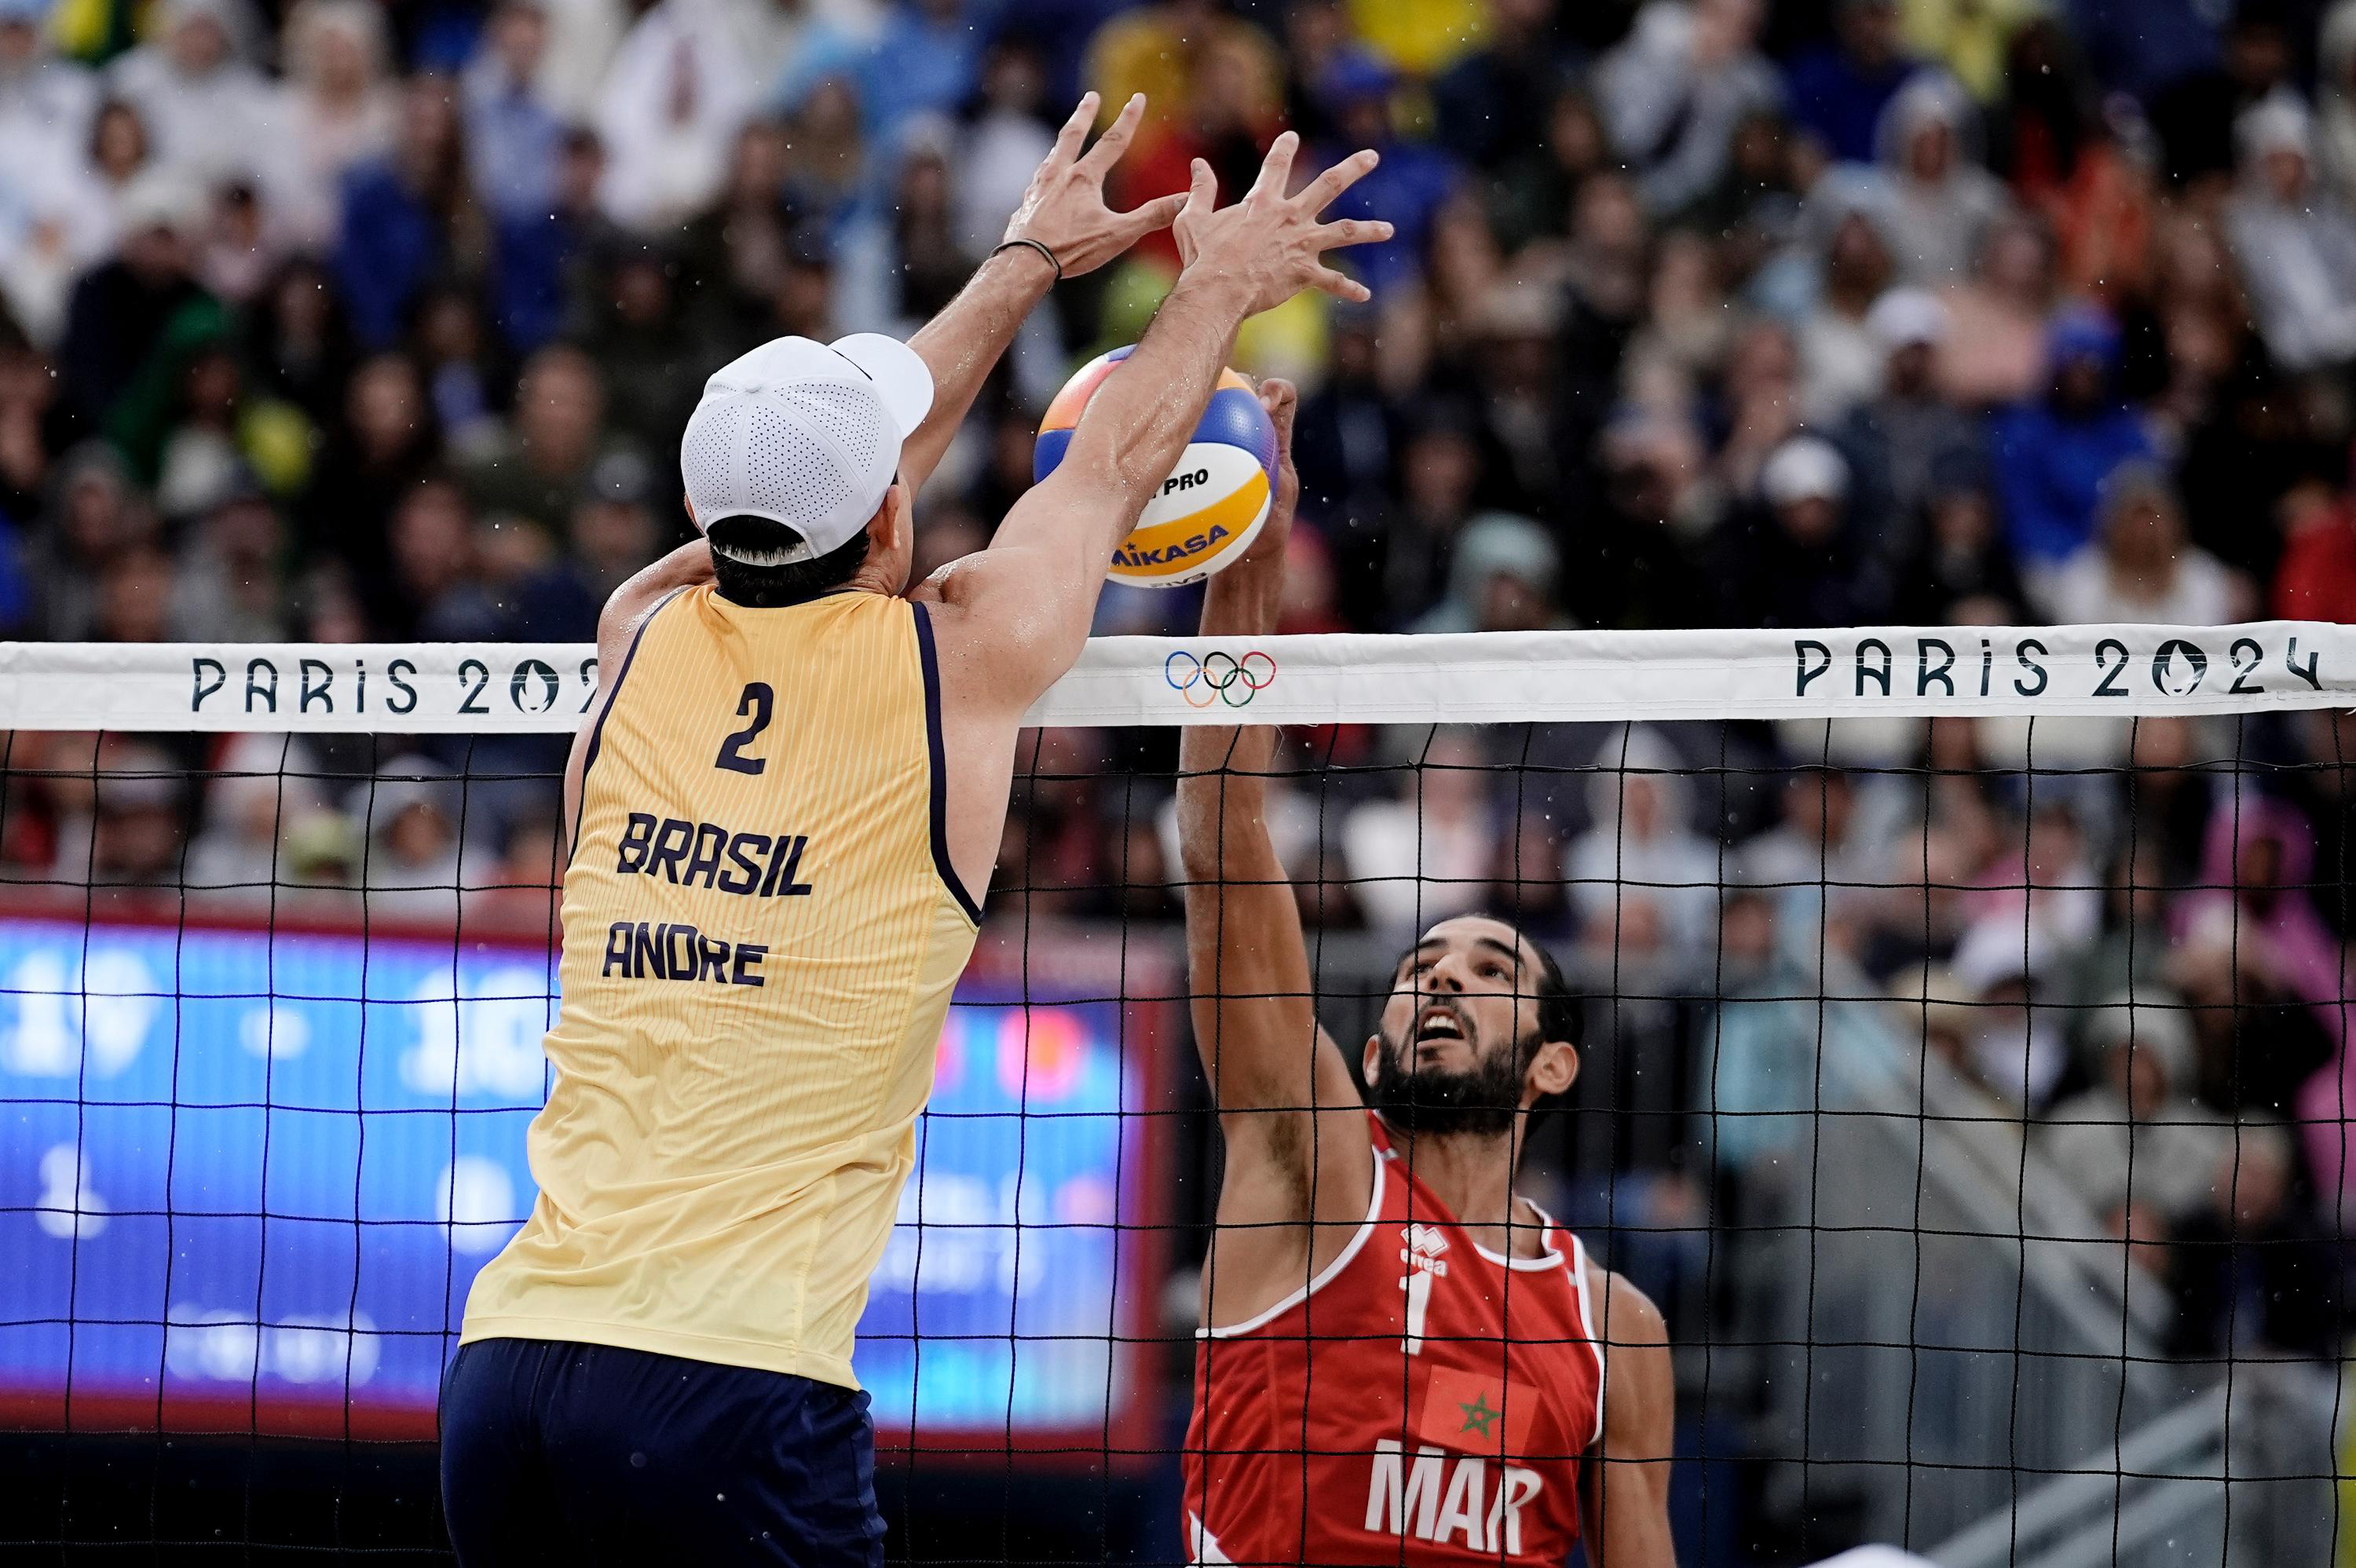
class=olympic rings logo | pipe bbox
[1165,650,1277,708]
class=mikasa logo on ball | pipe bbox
[1115,523,1230,568]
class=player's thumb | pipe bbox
[1182,158,1216,217]
[1126,192,1187,238]
[1257,378,1299,443]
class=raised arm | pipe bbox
[1176,383,1377,1327]
[1579,1269,1678,1568]
[922,133,1391,710]
[896,93,1183,496]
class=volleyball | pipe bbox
[1033,345,1279,587]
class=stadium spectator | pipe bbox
[855,0,984,154]
[591,0,761,232]
[353,755,470,923]
[0,0,97,163]
[276,0,397,247]
[1988,304,2155,576]
[463,0,566,225]
[510,448,665,638]
[1935,210,2053,407]
[57,170,213,432]
[1354,409,1481,628]
[0,0,100,341]
[1711,433,1890,627]
[1291,302,1405,532]
[1341,728,1498,932]
[836,120,982,342]
[85,740,188,889]
[1795,199,1897,424]
[0,323,56,529]
[1485,84,1614,254]
[1738,766,1883,924]
[2042,464,2241,624]
[1835,287,1988,565]
[1991,18,2153,305]
[2112,721,2219,886]
[1567,726,1720,961]
[1308,50,1461,294]
[2037,993,2232,1241]
[1430,0,1576,170]
[1784,0,1919,164]
[185,732,324,904]
[1699,883,1906,1175]
[1409,510,1564,634]
[2274,477,2356,621]
[955,38,1057,261]
[457,342,627,537]
[1082,0,1282,147]
[1103,26,1282,274]
[1867,69,2010,286]
[106,0,279,200]
[2142,0,2292,188]
[1947,913,2068,1107]
[334,72,473,349]
[379,473,496,639]
[2318,0,2356,207]
[2225,93,2356,374]
[170,475,289,639]
[1597,0,1782,217]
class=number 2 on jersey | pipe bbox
[715,683,774,775]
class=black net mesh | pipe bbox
[2,704,2351,1565]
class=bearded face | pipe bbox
[1366,996,1532,1136]
[1363,916,1576,1139]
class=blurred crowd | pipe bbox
[1,0,2353,1361]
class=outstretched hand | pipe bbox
[1001,93,1187,278]
[1173,133,1391,314]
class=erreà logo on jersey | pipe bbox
[1113,523,1229,568]
[1399,1223,1450,1277]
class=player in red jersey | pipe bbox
[1173,382,1677,1567]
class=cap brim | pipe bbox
[829,333,934,442]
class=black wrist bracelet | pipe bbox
[992,237,1063,283]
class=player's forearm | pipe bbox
[901,247,1055,495]
[1174,508,1292,874]
[997,269,1253,564]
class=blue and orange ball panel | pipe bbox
[1034,346,1280,587]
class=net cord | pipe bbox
[0,623,2348,733]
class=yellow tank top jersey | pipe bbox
[459,587,982,1390]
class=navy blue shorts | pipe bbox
[440,1337,885,1567]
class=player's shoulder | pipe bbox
[903,561,1062,719]
[1586,1259,1670,1350]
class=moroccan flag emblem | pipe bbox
[1415,1364,1546,1457]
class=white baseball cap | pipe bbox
[1760,434,1850,506]
[680,333,934,563]
[1865,286,1948,350]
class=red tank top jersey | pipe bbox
[1179,1113,1607,1566]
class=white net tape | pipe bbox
[2,621,2350,733]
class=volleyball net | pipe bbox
[2,621,2353,1565]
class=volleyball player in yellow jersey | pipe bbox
[437,96,1392,1566]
